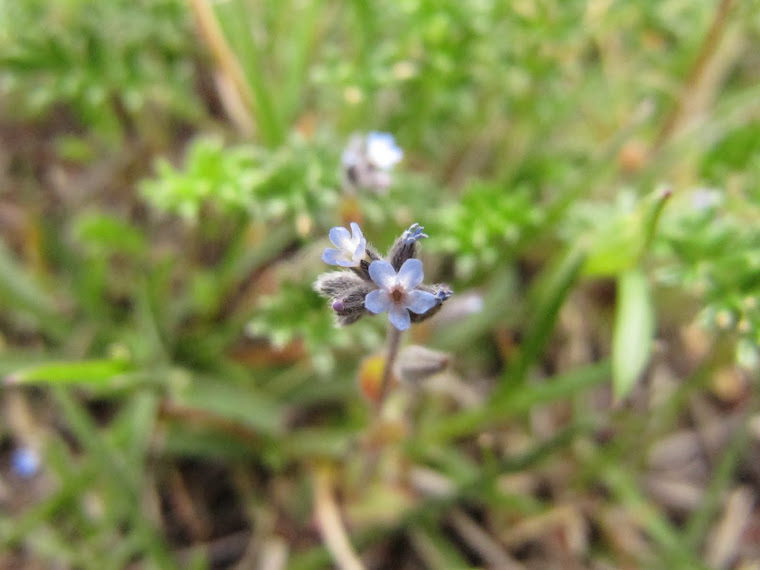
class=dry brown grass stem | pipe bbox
[314,464,365,570]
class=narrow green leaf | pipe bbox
[5,358,131,386]
[0,239,66,338]
[265,428,354,464]
[683,423,750,548]
[640,186,672,257]
[408,526,472,570]
[214,0,285,146]
[603,464,712,569]
[612,269,655,400]
[173,377,284,434]
[72,213,147,257]
[501,245,586,391]
[419,361,609,444]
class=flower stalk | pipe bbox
[374,325,403,416]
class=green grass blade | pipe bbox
[500,245,587,393]
[418,361,609,445]
[5,358,131,386]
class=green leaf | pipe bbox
[583,188,671,277]
[0,239,63,332]
[582,214,641,276]
[172,376,284,435]
[420,361,609,444]
[72,213,147,257]
[501,245,586,391]
[6,358,131,386]
[612,269,655,400]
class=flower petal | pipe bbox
[405,290,438,314]
[328,226,352,249]
[322,248,343,265]
[323,251,356,267]
[388,305,411,331]
[349,222,364,242]
[350,224,367,261]
[352,239,366,261]
[341,147,359,168]
[367,132,403,170]
[365,290,391,314]
[368,260,397,289]
[397,258,424,290]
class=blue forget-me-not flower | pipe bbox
[365,259,437,331]
[342,132,403,193]
[365,131,403,171]
[314,222,451,330]
[11,447,40,478]
[321,222,367,268]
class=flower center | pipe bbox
[390,286,405,303]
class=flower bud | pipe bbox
[388,223,428,271]
[313,271,364,299]
[393,345,450,386]
[332,282,375,326]
[409,284,453,323]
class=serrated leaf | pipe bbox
[612,269,655,400]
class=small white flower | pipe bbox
[366,131,403,170]
[322,222,367,267]
[364,259,437,331]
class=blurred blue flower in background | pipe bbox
[342,132,403,193]
[365,131,403,170]
[11,447,40,478]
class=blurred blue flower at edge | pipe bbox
[12,447,40,478]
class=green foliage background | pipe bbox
[1,0,759,568]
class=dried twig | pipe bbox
[654,0,735,147]
[449,508,527,570]
[189,0,254,131]
[705,486,755,569]
[313,464,365,570]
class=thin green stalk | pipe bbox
[280,0,322,124]
[361,325,404,482]
[683,419,751,549]
[640,187,673,260]
[218,0,285,146]
[53,388,176,568]
[0,239,67,341]
[603,464,712,569]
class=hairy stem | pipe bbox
[374,325,403,416]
